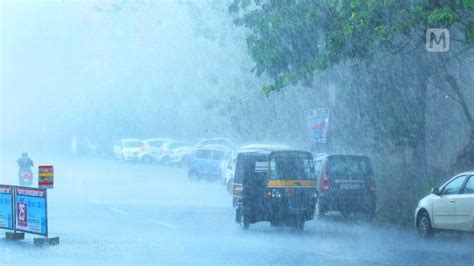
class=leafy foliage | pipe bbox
[231,0,474,93]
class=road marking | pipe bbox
[147,219,177,229]
[317,252,391,265]
[110,208,128,215]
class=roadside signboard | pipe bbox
[14,186,48,236]
[0,185,14,230]
[304,108,330,144]
[38,165,54,189]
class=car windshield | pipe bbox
[327,156,373,178]
[123,141,142,148]
[269,155,314,180]
[212,150,228,160]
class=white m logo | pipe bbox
[426,29,450,52]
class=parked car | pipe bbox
[415,171,474,238]
[169,146,194,167]
[313,154,376,219]
[188,145,233,182]
[154,141,191,163]
[223,155,236,193]
[138,138,171,163]
[195,138,235,149]
[113,139,143,161]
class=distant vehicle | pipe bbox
[169,146,194,167]
[415,172,474,239]
[232,147,317,230]
[188,145,233,182]
[138,138,170,163]
[223,155,236,193]
[313,154,376,219]
[195,138,235,149]
[113,139,143,161]
[155,141,192,163]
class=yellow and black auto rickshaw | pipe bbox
[232,146,317,230]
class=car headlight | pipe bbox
[272,189,282,198]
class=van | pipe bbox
[314,154,376,219]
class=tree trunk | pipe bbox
[445,73,474,172]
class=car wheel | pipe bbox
[142,155,153,164]
[180,156,189,167]
[226,178,233,194]
[237,206,250,230]
[315,198,326,219]
[417,212,434,239]
[295,218,305,231]
[340,208,351,218]
[188,172,200,183]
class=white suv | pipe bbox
[415,171,474,238]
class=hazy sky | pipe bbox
[1,1,232,152]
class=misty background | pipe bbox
[1,1,473,224]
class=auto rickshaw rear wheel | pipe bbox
[237,206,250,230]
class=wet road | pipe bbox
[0,156,473,265]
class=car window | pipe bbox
[326,156,373,178]
[463,176,474,194]
[196,149,212,159]
[314,160,322,175]
[170,143,188,149]
[148,141,164,147]
[212,150,227,160]
[442,175,467,195]
[123,141,142,148]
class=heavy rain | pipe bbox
[1,1,473,265]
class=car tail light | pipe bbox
[370,176,376,191]
[320,175,330,192]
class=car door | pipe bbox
[455,175,474,232]
[432,175,467,230]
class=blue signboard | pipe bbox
[305,108,330,143]
[15,187,48,236]
[0,185,14,230]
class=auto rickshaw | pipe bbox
[232,146,317,230]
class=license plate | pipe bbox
[340,184,360,190]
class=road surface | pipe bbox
[0,156,473,265]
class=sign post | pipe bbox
[14,186,59,245]
[38,165,54,189]
[305,108,330,144]
[0,185,23,240]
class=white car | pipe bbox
[155,141,191,163]
[139,138,170,163]
[113,139,143,161]
[222,155,236,193]
[415,171,474,238]
[169,146,194,167]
